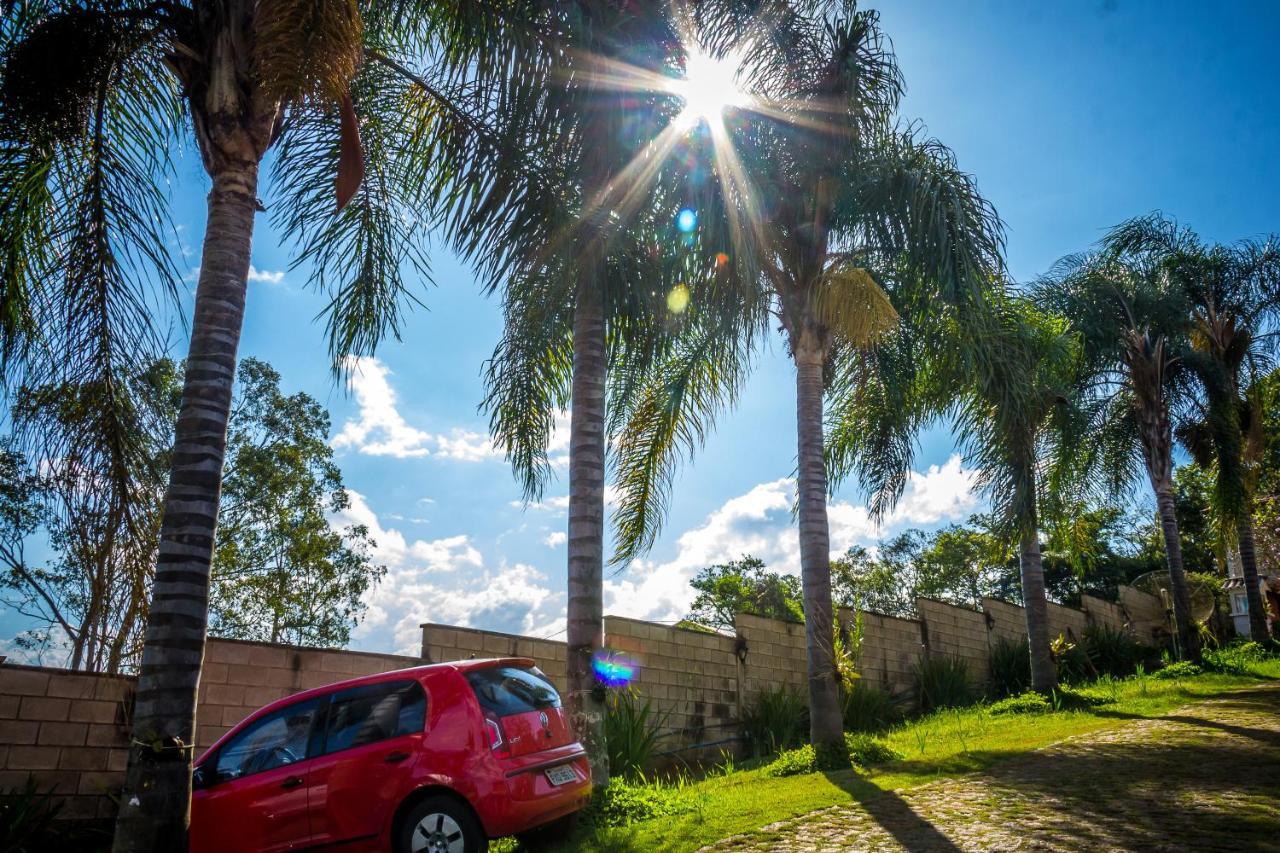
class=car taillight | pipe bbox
[483,714,510,758]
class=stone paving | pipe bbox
[707,684,1280,852]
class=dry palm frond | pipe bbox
[813,265,899,346]
[0,9,124,145]
[254,0,363,105]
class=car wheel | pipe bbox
[397,795,488,853]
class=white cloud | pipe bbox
[544,531,567,548]
[336,490,481,575]
[332,357,504,463]
[248,265,286,285]
[602,455,980,624]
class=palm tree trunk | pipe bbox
[1153,480,1200,661]
[114,162,258,852]
[793,346,845,759]
[565,273,608,789]
[1019,528,1057,692]
[1237,513,1270,641]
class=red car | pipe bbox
[190,658,591,852]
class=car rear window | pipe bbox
[465,665,560,716]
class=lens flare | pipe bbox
[667,283,691,313]
[592,650,636,687]
[676,208,697,233]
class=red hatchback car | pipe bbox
[190,658,591,852]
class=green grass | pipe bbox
[547,658,1280,852]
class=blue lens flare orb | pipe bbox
[591,650,637,687]
[676,207,698,233]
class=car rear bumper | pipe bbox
[481,745,592,838]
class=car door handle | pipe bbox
[384,751,410,764]
[281,776,304,790]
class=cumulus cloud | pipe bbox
[544,531,567,548]
[332,357,502,462]
[248,266,286,285]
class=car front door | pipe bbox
[306,679,428,847]
[191,697,323,853]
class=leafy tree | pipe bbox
[1109,215,1280,640]
[211,359,384,647]
[686,556,803,632]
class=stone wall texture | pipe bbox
[1,587,1166,821]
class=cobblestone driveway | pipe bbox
[708,684,1280,852]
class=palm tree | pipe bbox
[2,1,555,846]
[955,297,1090,692]
[1108,215,1280,642]
[1037,246,1203,660]
[610,5,1003,758]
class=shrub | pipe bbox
[1050,633,1095,684]
[987,636,1031,698]
[582,777,690,828]
[841,681,899,733]
[911,655,974,713]
[0,776,62,853]
[845,732,901,765]
[1152,661,1202,680]
[1083,624,1140,678]
[740,685,807,758]
[763,744,817,777]
[604,690,669,779]
[988,691,1052,716]
[1204,640,1278,674]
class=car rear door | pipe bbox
[190,697,322,853]
[305,679,428,847]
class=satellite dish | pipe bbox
[1129,570,1217,624]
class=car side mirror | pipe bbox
[192,765,210,790]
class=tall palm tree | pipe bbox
[1037,246,1202,660]
[2,1,554,846]
[1108,215,1280,642]
[955,297,1089,692]
[610,4,1003,758]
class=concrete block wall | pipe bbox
[0,665,133,820]
[1081,595,1128,633]
[732,612,808,701]
[421,623,567,690]
[848,609,923,695]
[916,598,991,685]
[1118,584,1169,644]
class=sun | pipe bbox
[673,49,750,127]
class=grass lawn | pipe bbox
[551,657,1280,852]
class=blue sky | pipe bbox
[4,1,1279,658]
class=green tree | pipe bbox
[1037,243,1203,659]
[613,3,1004,759]
[1108,215,1280,640]
[686,556,803,632]
[211,359,383,647]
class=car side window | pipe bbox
[322,680,426,755]
[213,698,321,782]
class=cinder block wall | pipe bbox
[421,624,567,689]
[847,609,922,695]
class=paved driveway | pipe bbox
[708,683,1280,852]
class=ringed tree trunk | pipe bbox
[565,271,609,789]
[113,160,261,852]
[1018,509,1057,692]
[792,335,846,760]
[1237,512,1270,641]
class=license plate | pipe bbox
[545,764,576,786]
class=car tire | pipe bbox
[396,795,488,853]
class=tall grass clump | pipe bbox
[911,656,974,713]
[987,636,1031,698]
[740,685,807,757]
[1051,633,1096,684]
[605,690,669,778]
[841,681,899,732]
[1082,624,1141,678]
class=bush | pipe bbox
[604,690,668,779]
[763,744,818,777]
[1152,661,1202,680]
[1204,640,1279,674]
[1051,633,1096,684]
[0,776,62,853]
[988,691,1052,716]
[841,681,899,732]
[911,655,974,713]
[845,732,901,765]
[740,685,807,758]
[1082,624,1141,678]
[582,777,690,828]
[987,637,1031,698]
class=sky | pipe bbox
[3,0,1279,659]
